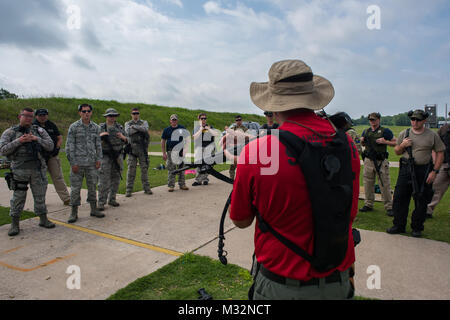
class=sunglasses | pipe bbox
[410,117,423,122]
[236,119,242,121]
[132,112,140,115]
[171,118,178,121]
[81,110,92,113]
[200,118,207,120]
[368,118,377,121]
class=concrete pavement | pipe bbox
[0,175,448,300]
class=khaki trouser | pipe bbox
[47,156,70,203]
[363,158,392,210]
[427,163,450,214]
[252,268,353,300]
[166,151,186,188]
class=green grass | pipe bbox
[108,253,374,300]
[0,205,36,226]
[0,97,265,145]
[355,166,449,243]
[108,253,253,300]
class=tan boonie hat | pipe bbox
[103,108,120,117]
[170,114,178,120]
[250,59,334,112]
[368,112,381,120]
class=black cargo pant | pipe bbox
[392,160,434,232]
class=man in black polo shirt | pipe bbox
[33,108,71,205]
[161,114,190,192]
[260,111,279,130]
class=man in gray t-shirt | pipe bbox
[387,110,445,237]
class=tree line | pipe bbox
[353,113,445,126]
[0,88,18,100]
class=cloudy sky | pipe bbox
[0,0,449,118]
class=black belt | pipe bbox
[400,158,431,168]
[259,265,342,287]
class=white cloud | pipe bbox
[203,1,221,14]
[0,0,449,118]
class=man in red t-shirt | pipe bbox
[228,60,360,300]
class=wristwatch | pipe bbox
[432,168,439,174]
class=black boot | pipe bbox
[386,225,405,234]
[39,214,56,229]
[8,216,20,236]
[68,206,78,223]
[90,202,105,218]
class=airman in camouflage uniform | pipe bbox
[0,108,55,236]
[124,108,152,197]
[98,108,128,210]
[229,115,248,180]
[346,128,363,156]
[66,104,104,223]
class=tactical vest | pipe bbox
[9,125,44,170]
[363,127,388,159]
[100,123,124,153]
[128,120,149,150]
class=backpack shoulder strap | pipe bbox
[255,130,313,263]
[254,207,313,263]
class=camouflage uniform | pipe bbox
[166,151,186,188]
[124,119,151,194]
[98,121,126,206]
[66,119,102,207]
[229,124,248,180]
[346,128,363,156]
[0,125,54,219]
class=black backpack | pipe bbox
[255,129,354,272]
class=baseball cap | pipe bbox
[408,109,428,121]
[35,108,48,116]
[170,114,178,120]
[368,112,381,120]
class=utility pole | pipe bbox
[446,103,448,124]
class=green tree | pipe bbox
[0,88,18,99]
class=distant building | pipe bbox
[425,104,438,128]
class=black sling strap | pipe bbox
[255,208,313,263]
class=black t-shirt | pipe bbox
[33,119,60,148]
[261,123,279,130]
[161,125,189,151]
